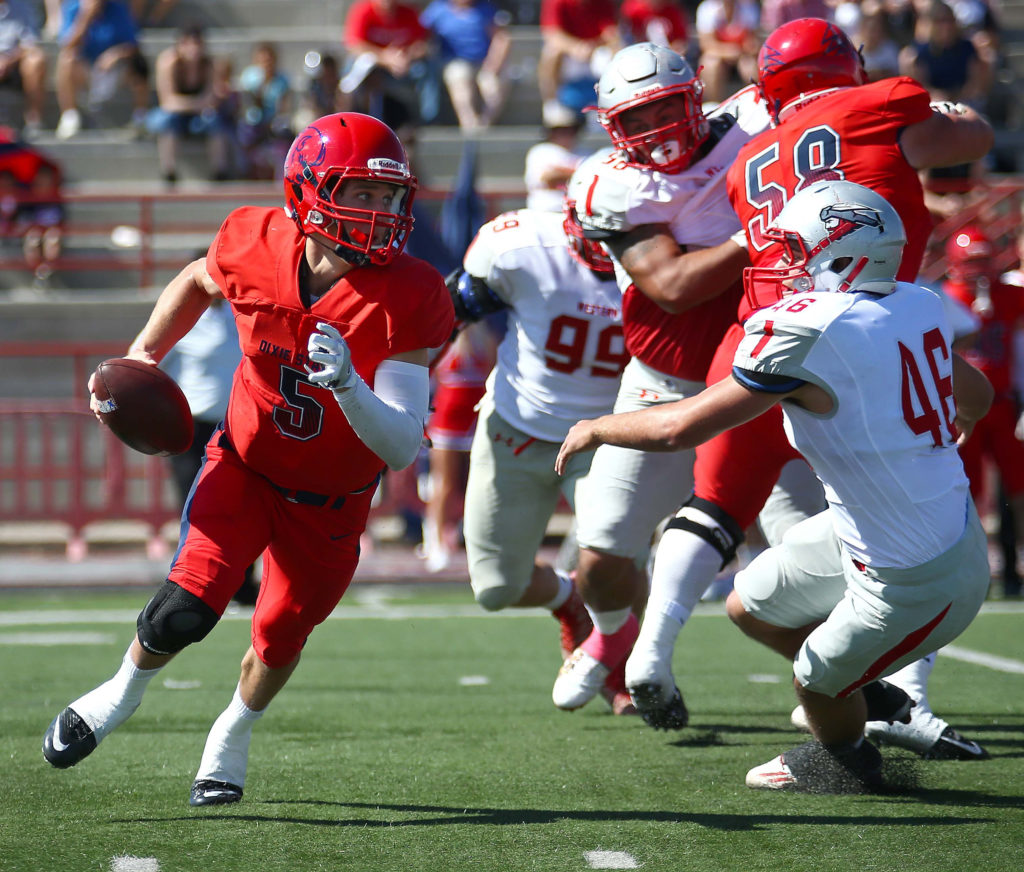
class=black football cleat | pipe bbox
[190,779,243,807]
[43,707,98,769]
[923,726,990,761]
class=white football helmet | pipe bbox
[593,42,708,173]
[743,180,906,309]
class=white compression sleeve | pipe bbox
[331,359,429,470]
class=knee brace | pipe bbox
[137,580,220,656]
[665,494,745,570]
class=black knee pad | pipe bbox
[665,494,745,570]
[137,581,220,655]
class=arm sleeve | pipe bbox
[332,359,430,470]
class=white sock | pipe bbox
[70,647,162,741]
[590,606,631,636]
[544,569,575,611]
[884,653,937,716]
[194,685,264,788]
[639,529,721,649]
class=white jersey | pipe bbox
[734,282,971,568]
[576,86,769,295]
[463,209,626,442]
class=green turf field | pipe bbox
[2,586,1022,872]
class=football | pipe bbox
[91,358,193,456]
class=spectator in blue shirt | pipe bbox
[55,0,150,138]
[421,0,511,130]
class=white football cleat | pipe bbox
[552,649,609,710]
[746,754,798,789]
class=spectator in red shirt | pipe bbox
[621,0,691,56]
[537,0,621,114]
[341,0,441,123]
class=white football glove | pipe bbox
[306,321,358,391]
[930,100,969,117]
[1015,410,1024,442]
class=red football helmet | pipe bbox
[945,225,995,282]
[757,18,867,125]
[283,112,417,265]
[563,199,615,275]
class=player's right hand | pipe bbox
[306,321,358,392]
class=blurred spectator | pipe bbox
[17,161,64,289]
[159,298,259,606]
[537,0,621,115]
[854,0,902,80]
[524,100,587,212]
[236,41,294,180]
[0,127,65,286]
[55,0,150,139]
[694,0,761,104]
[899,0,993,109]
[0,167,19,236]
[341,0,441,125]
[760,0,833,34]
[421,0,511,131]
[148,24,233,184]
[0,0,47,135]
[943,224,1024,598]
[129,0,177,26]
[420,322,500,572]
[620,0,691,56]
[293,50,343,130]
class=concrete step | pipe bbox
[26,123,607,186]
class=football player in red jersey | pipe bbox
[944,225,1024,598]
[42,113,455,806]
[619,18,993,759]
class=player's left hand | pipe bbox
[306,321,358,391]
[1015,410,1024,442]
[555,419,599,475]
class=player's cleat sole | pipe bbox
[629,682,689,731]
[190,779,243,806]
[42,707,97,769]
[923,726,989,761]
[746,739,883,793]
[553,648,609,710]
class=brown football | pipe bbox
[92,358,193,456]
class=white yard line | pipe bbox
[584,850,641,869]
[0,631,115,645]
[940,645,1024,674]
[110,858,159,872]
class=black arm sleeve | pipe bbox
[445,268,509,324]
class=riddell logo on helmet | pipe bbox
[367,158,410,177]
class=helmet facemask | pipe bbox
[743,181,906,311]
[600,86,708,173]
[563,200,615,274]
[300,165,416,266]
